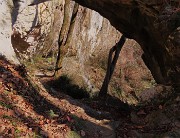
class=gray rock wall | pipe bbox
[12,0,63,57]
[0,0,20,64]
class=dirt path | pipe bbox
[29,74,119,138]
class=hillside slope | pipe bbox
[0,56,179,137]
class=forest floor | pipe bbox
[0,56,180,138]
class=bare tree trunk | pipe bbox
[54,1,79,79]
[99,35,126,97]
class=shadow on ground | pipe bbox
[0,56,118,137]
[42,75,132,120]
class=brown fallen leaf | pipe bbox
[136,125,144,129]
[66,116,71,122]
[137,110,146,115]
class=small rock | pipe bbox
[35,72,44,76]
[97,111,101,114]
[80,130,86,137]
[173,121,180,128]
[175,96,180,102]
[45,71,53,76]
[159,105,163,110]
[137,110,146,115]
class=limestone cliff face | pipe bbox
[12,0,63,57]
[0,0,19,64]
[0,0,52,64]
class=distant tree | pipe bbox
[99,35,126,97]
